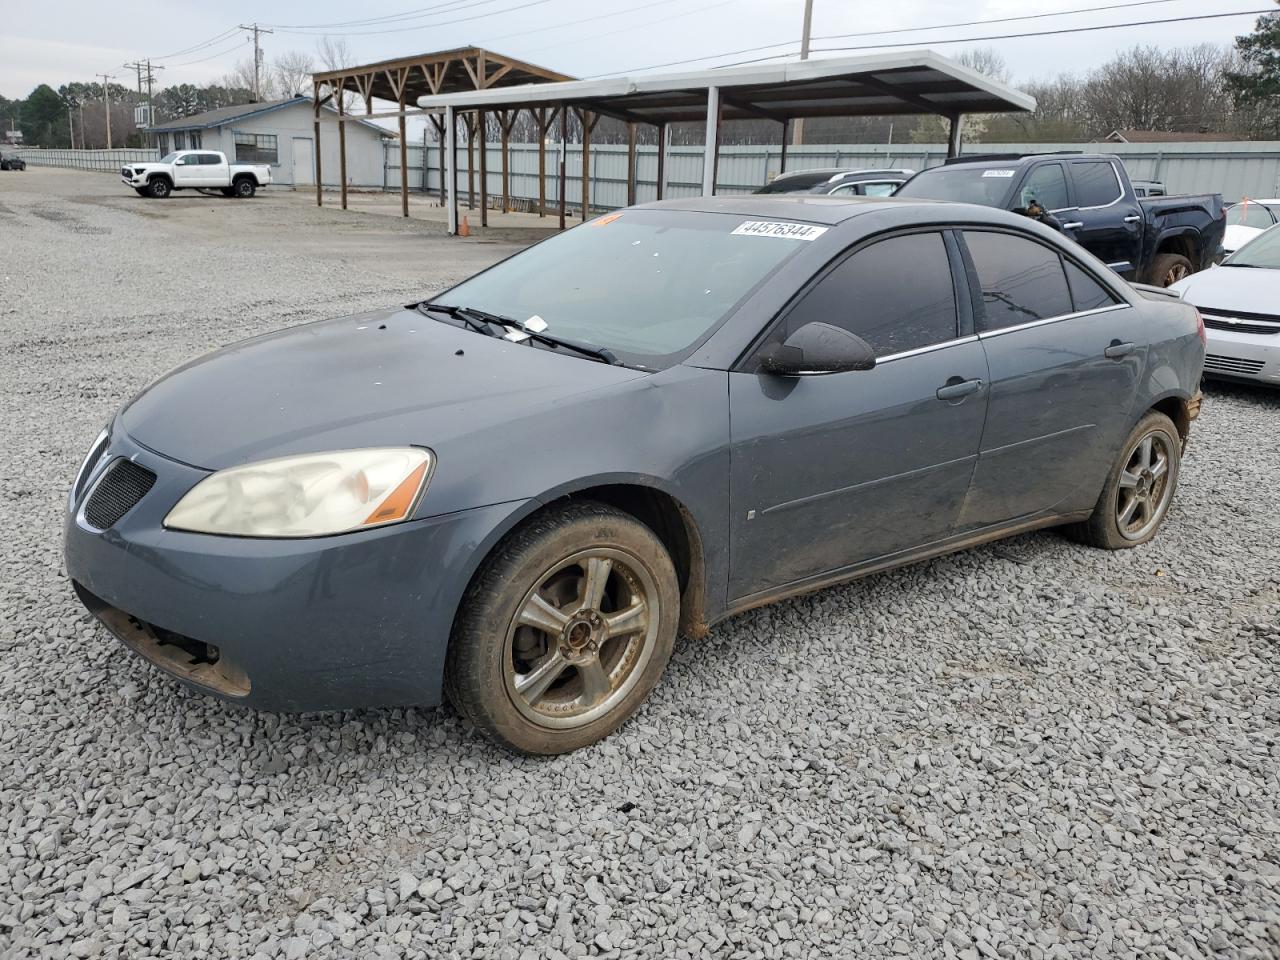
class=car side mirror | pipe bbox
[757,321,877,376]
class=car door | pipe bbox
[172,153,201,188]
[1063,159,1143,276]
[954,228,1143,531]
[200,152,226,186]
[728,230,990,601]
[1012,161,1070,217]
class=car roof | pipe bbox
[940,152,1119,169]
[634,194,1028,227]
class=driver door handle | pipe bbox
[1104,340,1136,359]
[1061,221,1084,230]
[936,377,983,401]
[1123,214,1142,223]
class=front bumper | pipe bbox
[1204,328,1280,385]
[64,429,530,711]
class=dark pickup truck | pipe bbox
[894,153,1226,287]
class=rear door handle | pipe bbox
[1061,221,1084,230]
[1123,214,1142,223]
[1104,340,1136,359]
[936,377,983,401]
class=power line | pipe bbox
[263,0,511,31]
[163,36,250,69]
[269,0,553,36]
[150,28,242,62]
[591,3,1269,77]
[516,0,738,54]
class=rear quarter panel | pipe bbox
[1131,290,1205,417]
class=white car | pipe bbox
[1169,223,1280,385]
[120,150,272,199]
[1222,199,1279,254]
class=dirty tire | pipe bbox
[445,501,679,755]
[1065,411,1181,550]
[148,178,171,199]
[1148,252,1193,288]
[233,178,256,198]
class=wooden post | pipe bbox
[314,84,323,207]
[498,110,512,214]
[702,86,721,197]
[779,118,789,175]
[429,114,445,205]
[536,108,548,218]
[626,121,637,207]
[478,109,488,228]
[655,122,666,201]
[397,71,409,218]
[337,85,348,211]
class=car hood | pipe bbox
[1170,263,1280,313]
[121,305,647,470]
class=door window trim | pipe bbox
[735,225,972,371]
[974,302,1130,340]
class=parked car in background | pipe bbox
[1223,199,1280,254]
[1132,179,1165,198]
[65,196,1204,754]
[120,150,271,199]
[1170,222,1280,386]
[894,153,1226,287]
[0,152,26,171]
[756,167,915,197]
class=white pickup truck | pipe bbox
[121,150,272,199]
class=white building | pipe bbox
[148,97,393,188]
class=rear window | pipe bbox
[1227,203,1275,229]
[963,230,1074,332]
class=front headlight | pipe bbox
[164,447,433,538]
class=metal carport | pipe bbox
[417,50,1037,235]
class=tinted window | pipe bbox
[782,232,957,357]
[964,231,1074,332]
[1017,164,1069,210]
[200,153,221,166]
[1071,161,1122,207]
[1065,261,1119,311]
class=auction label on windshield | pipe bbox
[982,169,1016,178]
[732,220,829,241]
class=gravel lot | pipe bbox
[2,167,1279,960]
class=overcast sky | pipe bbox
[1,0,1270,99]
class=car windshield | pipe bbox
[894,166,1016,206]
[157,152,179,164]
[1226,203,1275,229]
[1224,223,1280,268]
[430,209,811,367]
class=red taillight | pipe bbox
[1194,307,1206,347]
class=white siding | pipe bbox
[224,102,389,188]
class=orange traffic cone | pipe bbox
[459,215,471,237]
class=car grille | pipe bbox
[1204,354,1266,376]
[1199,308,1280,336]
[83,459,156,529]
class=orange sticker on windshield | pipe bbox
[590,213,623,227]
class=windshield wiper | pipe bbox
[516,327,622,366]
[416,302,502,336]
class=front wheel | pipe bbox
[1067,411,1182,549]
[232,178,256,198]
[446,502,679,754]
[148,178,171,199]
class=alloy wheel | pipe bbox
[1164,262,1189,285]
[503,547,659,730]
[1115,431,1174,541]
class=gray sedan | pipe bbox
[65,197,1205,754]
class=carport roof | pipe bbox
[415,49,1036,122]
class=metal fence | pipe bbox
[14,148,161,172]
[385,139,1280,210]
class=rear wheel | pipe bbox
[1067,411,1181,549]
[233,178,256,198]
[148,178,171,199]
[1148,252,1192,287]
[446,502,679,754]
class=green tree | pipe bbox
[20,84,68,147]
[1226,3,1280,135]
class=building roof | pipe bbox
[1106,129,1243,143]
[313,46,572,108]
[416,50,1036,122]
[149,96,394,135]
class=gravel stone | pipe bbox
[2,167,1279,960]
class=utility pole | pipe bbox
[792,0,814,147]
[96,73,114,148]
[239,23,274,100]
[126,60,162,146]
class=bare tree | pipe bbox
[315,36,357,110]
[218,59,278,101]
[274,51,316,99]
